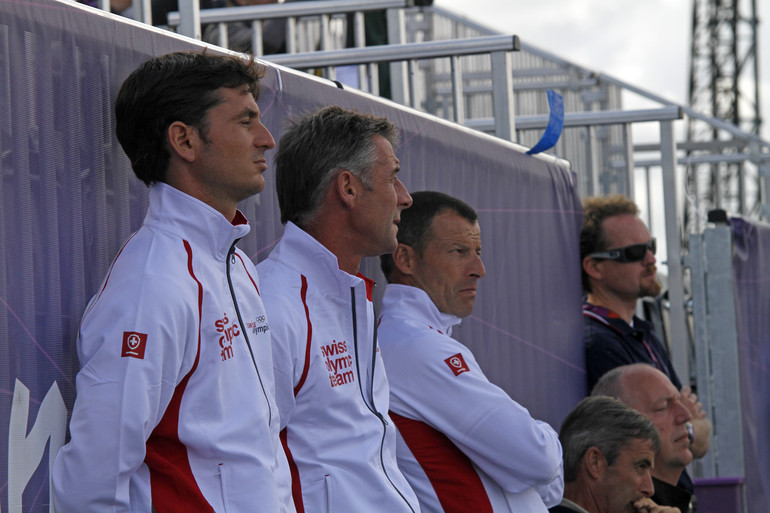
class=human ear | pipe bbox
[583,256,603,281]
[584,446,607,480]
[335,170,359,209]
[167,121,196,163]
[392,244,416,276]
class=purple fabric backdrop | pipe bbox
[731,217,770,512]
[0,0,587,510]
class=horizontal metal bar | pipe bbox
[263,35,519,67]
[636,151,770,168]
[168,0,411,26]
[462,106,683,133]
[635,139,751,153]
[432,78,598,95]
[513,106,682,130]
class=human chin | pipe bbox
[640,279,661,298]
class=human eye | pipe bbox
[635,460,652,472]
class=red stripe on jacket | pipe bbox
[233,251,260,296]
[281,428,305,513]
[390,412,493,513]
[145,240,211,511]
[293,275,313,395]
[282,275,314,511]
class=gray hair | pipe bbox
[559,396,660,482]
[274,105,399,228]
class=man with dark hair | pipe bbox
[256,105,419,512]
[378,190,563,512]
[550,396,678,513]
[580,195,710,463]
[53,51,294,512]
[592,364,698,513]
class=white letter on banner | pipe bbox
[8,379,66,513]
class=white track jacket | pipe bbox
[53,183,294,513]
[378,284,564,513]
[257,222,420,513]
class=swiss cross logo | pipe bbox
[122,331,148,359]
[444,353,470,376]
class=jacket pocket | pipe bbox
[324,474,334,513]
[301,474,333,513]
[217,463,231,513]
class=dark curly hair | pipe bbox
[580,195,639,292]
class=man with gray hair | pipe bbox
[591,364,698,513]
[550,396,678,513]
[257,105,419,512]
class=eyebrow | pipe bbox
[242,107,260,120]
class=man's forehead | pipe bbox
[429,213,480,241]
[625,369,677,406]
[624,438,656,461]
[602,214,648,241]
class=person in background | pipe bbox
[52,51,294,512]
[580,194,711,496]
[592,364,698,513]
[256,105,420,512]
[378,190,563,512]
[203,0,285,55]
[550,395,678,513]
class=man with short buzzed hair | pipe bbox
[379,190,563,512]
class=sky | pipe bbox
[434,0,770,142]
[434,0,769,262]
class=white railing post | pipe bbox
[491,48,514,141]
[177,0,201,40]
[387,7,409,105]
[660,119,689,382]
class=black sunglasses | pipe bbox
[588,238,656,263]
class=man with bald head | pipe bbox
[592,364,697,513]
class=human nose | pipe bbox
[255,121,275,150]
[396,177,412,209]
[640,470,654,497]
[675,398,692,423]
[471,254,486,278]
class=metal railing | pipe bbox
[168,0,412,53]
[264,35,519,140]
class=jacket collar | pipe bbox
[144,183,251,261]
[268,221,370,298]
[381,284,461,335]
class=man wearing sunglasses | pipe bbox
[579,195,711,508]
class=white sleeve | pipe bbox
[52,271,196,512]
[388,331,563,495]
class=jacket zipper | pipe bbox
[350,287,415,513]
[227,241,272,424]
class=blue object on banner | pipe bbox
[526,89,564,155]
